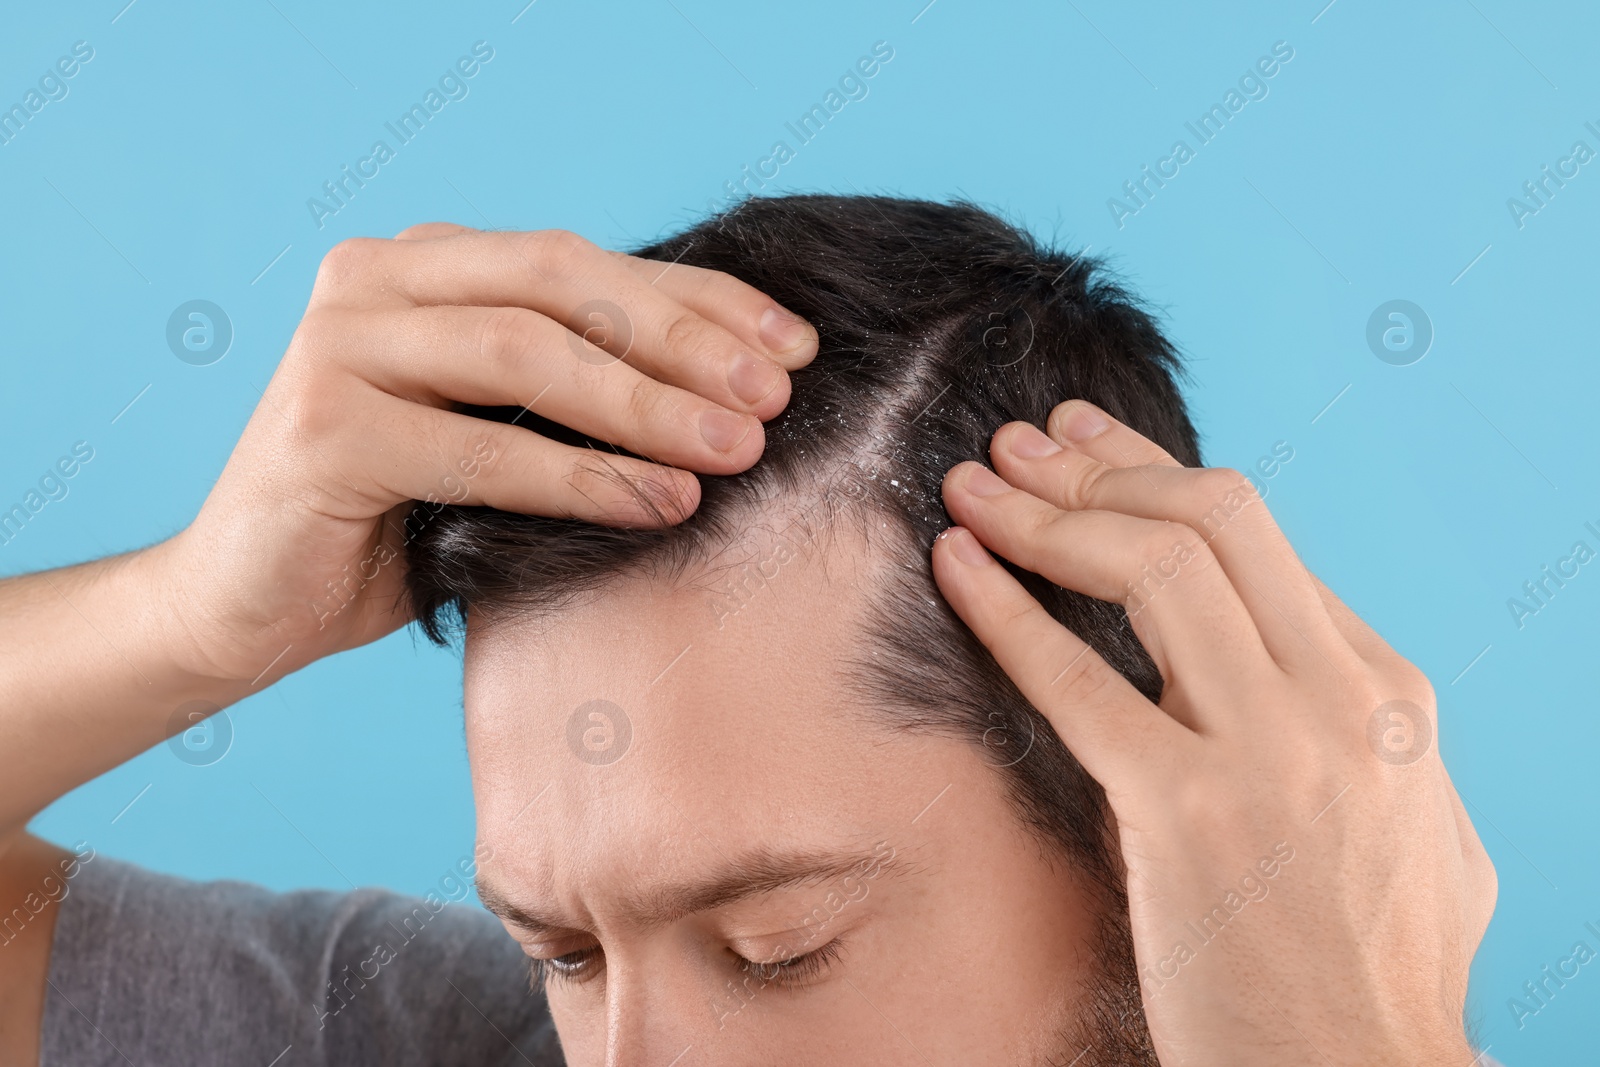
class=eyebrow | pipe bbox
[476,845,902,937]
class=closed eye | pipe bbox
[530,940,846,994]
[734,940,844,990]
[529,944,603,990]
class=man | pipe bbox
[0,196,1495,1065]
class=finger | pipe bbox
[942,461,1275,705]
[1046,399,1182,469]
[931,525,1191,792]
[394,222,477,240]
[351,390,700,527]
[330,230,797,420]
[324,305,765,473]
[992,420,1350,675]
[611,253,819,369]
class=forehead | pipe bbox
[464,518,878,765]
[459,524,977,894]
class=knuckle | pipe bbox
[477,306,541,376]
[1033,505,1075,549]
[525,228,592,274]
[1056,650,1114,705]
[276,377,341,443]
[1136,523,1205,574]
[680,266,725,301]
[1389,660,1436,706]
[1191,466,1260,524]
[624,375,671,432]
[1171,776,1229,829]
[1059,455,1109,509]
[314,237,385,296]
[638,467,696,523]
[283,308,343,364]
[562,458,620,516]
[685,265,750,307]
[1197,465,1256,501]
[660,310,714,358]
[1356,661,1433,722]
[275,326,353,438]
[994,596,1042,634]
[461,427,506,481]
[393,221,468,240]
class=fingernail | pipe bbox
[949,527,993,566]
[760,306,816,355]
[700,409,752,453]
[1057,400,1110,442]
[1008,423,1062,458]
[728,351,782,405]
[963,465,1010,497]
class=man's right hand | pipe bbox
[158,223,817,688]
[0,221,815,844]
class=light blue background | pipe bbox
[2,1,1595,1062]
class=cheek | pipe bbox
[544,981,610,1065]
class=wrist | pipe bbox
[111,534,259,700]
[124,534,264,699]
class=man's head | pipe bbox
[405,195,1200,1065]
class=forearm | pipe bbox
[0,539,249,838]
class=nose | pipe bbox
[601,960,705,1067]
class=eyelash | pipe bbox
[736,940,844,990]
[528,941,845,992]
[528,945,603,990]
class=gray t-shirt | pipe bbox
[41,856,562,1066]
